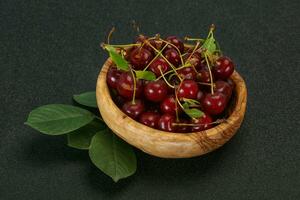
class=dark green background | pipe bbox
[1,0,299,199]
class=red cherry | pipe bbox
[117,72,143,99]
[178,67,197,80]
[129,47,153,70]
[197,68,212,83]
[176,119,191,133]
[106,66,122,89]
[122,100,145,119]
[201,92,227,115]
[227,78,235,90]
[160,95,181,115]
[191,113,213,131]
[196,90,205,103]
[164,49,181,66]
[158,114,177,132]
[164,36,184,53]
[177,80,199,99]
[149,57,170,76]
[213,56,235,80]
[139,112,160,128]
[214,80,233,100]
[144,80,168,102]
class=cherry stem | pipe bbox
[103,43,141,48]
[184,37,205,42]
[107,27,115,45]
[129,66,137,104]
[146,40,183,82]
[204,53,214,94]
[143,44,168,71]
[172,119,225,127]
[158,38,184,66]
[198,82,213,86]
[174,86,185,110]
[159,67,175,89]
[156,62,191,80]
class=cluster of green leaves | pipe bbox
[182,98,204,119]
[105,46,156,81]
[25,92,136,182]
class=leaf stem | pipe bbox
[159,67,175,89]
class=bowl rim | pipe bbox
[96,58,247,140]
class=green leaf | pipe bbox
[182,98,200,106]
[89,129,137,182]
[182,102,189,109]
[67,120,106,150]
[202,36,216,55]
[73,91,97,108]
[25,104,95,135]
[135,70,156,81]
[105,46,129,71]
[184,108,204,118]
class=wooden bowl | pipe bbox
[96,59,247,158]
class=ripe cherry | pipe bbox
[129,47,153,70]
[144,80,168,102]
[117,72,143,99]
[213,56,235,80]
[165,36,184,53]
[201,92,227,115]
[158,113,177,132]
[197,68,211,83]
[139,111,160,128]
[164,48,181,66]
[177,67,197,80]
[149,57,170,76]
[196,90,205,103]
[214,80,233,100]
[122,100,145,119]
[191,113,213,131]
[177,80,199,99]
[160,95,181,115]
[106,66,122,89]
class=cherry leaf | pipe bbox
[105,46,129,71]
[135,70,156,81]
[184,108,204,118]
[202,36,216,55]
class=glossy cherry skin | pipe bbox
[144,80,168,102]
[177,80,199,99]
[227,78,235,90]
[122,100,145,119]
[197,68,211,83]
[191,113,213,131]
[178,67,197,80]
[213,56,235,80]
[160,95,181,115]
[149,57,170,76]
[117,72,143,99]
[164,36,184,53]
[129,47,153,70]
[214,80,233,100]
[158,113,177,132]
[106,66,122,89]
[164,48,181,66]
[201,92,227,115]
[176,119,191,133]
[196,90,205,103]
[139,111,160,128]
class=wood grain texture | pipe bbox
[96,58,247,158]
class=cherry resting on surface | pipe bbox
[213,56,235,80]
[201,92,227,115]
[149,57,170,76]
[130,47,153,70]
[164,48,181,66]
[122,100,145,119]
[191,113,213,131]
[106,66,122,89]
[158,113,177,132]
[144,80,168,102]
[117,72,143,99]
[177,80,199,99]
[139,111,160,128]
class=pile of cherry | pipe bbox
[105,34,235,133]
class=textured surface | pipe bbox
[1,0,300,199]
